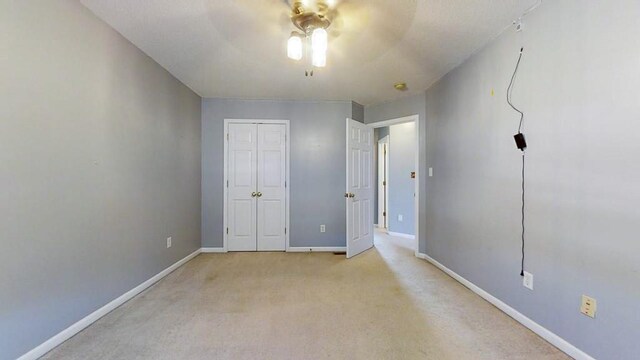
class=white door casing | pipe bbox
[227,123,258,251]
[224,119,290,252]
[257,124,287,251]
[377,136,389,229]
[368,115,420,256]
[346,118,374,258]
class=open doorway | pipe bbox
[371,115,419,255]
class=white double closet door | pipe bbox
[227,123,287,251]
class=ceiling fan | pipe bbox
[283,0,353,74]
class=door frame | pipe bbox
[377,135,389,229]
[369,115,420,256]
[223,119,290,252]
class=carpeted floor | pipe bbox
[43,231,568,359]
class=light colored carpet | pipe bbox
[43,231,568,359]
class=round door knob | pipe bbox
[344,193,349,198]
[251,192,257,197]
[349,193,355,198]
[257,192,263,197]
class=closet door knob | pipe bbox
[256,192,263,197]
[251,192,257,197]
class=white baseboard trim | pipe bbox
[387,231,415,239]
[287,247,346,252]
[416,253,595,360]
[201,247,227,253]
[18,249,202,360]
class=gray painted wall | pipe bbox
[388,122,416,235]
[351,102,364,122]
[423,1,640,359]
[365,93,426,252]
[0,2,202,359]
[202,98,354,248]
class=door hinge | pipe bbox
[285,181,287,188]
[285,228,287,234]
[383,180,386,186]
[226,180,229,188]
[226,227,229,234]
[227,133,229,141]
[383,211,386,217]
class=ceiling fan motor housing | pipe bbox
[291,1,332,33]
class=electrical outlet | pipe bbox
[166,237,172,248]
[398,214,403,222]
[429,167,433,177]
[522,271,533,290]
[320,225,326,233]
[580,295,597,318]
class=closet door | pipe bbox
[227,123,258,251]
[256,124,287,251]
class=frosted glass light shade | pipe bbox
[312,49,326,67]
[311,28,327,52]
[287,35,302,60]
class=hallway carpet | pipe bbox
[44,232,567,359]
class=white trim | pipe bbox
[287,247,346,252]
[416,253,596,360]
[368,115,417,128]
[201,247,227,253]
[369,114,420,256]
[223,119,290,252]
[18,249,201,360]
[377,135,390,230]
[387,231,415,239]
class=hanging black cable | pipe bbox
[521,153,525,277]
[507,47,527,277]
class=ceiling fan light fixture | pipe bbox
[311,28,327,53]
[287,32,303,60]
[312,48,327,67]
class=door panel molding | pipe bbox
[346,118,374,258]
[223,119,290,252]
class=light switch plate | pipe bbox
[523,271,533,290]
[581,295,597,318]
[429,167,433,177]
[167,237,172,248]
[398,214,403,222]
[320,225,326,233]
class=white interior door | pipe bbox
[346,119,374,258]
[377,136,389,229]
[227,123,258,251]
[257,124,287,251]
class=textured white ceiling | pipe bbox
[80,0,537,105]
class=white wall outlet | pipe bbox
[580,295,597,318]
[429,167,433,177]
[320,225,326,233]
[398,214,403,222]
[523,271,533,290]
[166,237,172,248]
